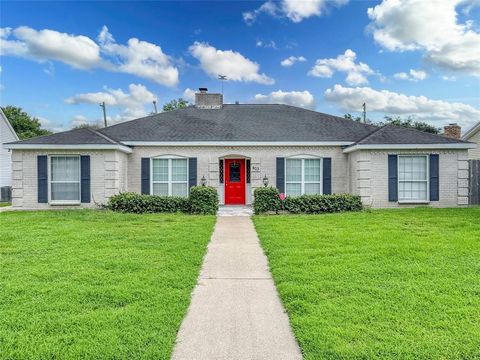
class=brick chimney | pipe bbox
[444,123,461,139]
[195,88,223,109]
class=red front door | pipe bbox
[224,159,246,205]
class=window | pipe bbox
[152,158,188,197]
[285,158,322,196]
[50,155,80,202]
[398,155,428,201]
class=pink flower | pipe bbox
[279,193,286,201]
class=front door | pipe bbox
[224,159,246,205]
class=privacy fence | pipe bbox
[469,160,480,205]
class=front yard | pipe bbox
[253,208,480,359]
[0,210,216,359]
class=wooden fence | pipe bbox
[469,160,480,205]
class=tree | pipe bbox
[382,115,440,134]
[344,113,372,124]
[1,106,52,139]
[162,98,190,112]
[71,123,101,130]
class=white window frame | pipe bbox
[397,154,430,203]
[285,156,323,197]
[48,155,81,205]
[150,156,189,197]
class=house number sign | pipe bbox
[252,166,260,172]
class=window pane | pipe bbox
[172,159,187,181]
[286,183,301,197]
[305,183,321,195]
[286,159,301,182]
[399,156,427,181]
[51,183,79,201]
[304,159,321,182]
[152,159,168,181]
[152,183,168,196]
[399,181,427,201]
[51,156,79,181]
[172,183,188,197]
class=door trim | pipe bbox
[224,158,246,205]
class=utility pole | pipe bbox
[362,102,366,123]
[153,100,158,114]
[100,102,107,127]
[218,74,227,95]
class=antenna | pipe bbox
[362,102,366,123]
[218,74,227,95]
[99,102,107,127]
[153,100,158,114]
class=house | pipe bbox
[0,108,19,201]
[3,89,476,209]
[461,121,480,159]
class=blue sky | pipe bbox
[1,0,479,132]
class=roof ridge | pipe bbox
[384,123,470,143]
[352,124,387,145]
[87,127,121,145]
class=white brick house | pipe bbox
[3,89,476,209]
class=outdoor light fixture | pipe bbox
[263,175,269,187]
[201,175,207,186]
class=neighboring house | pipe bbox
[3,89,476,209]
[0,108,19,201]
[462,121,480,159]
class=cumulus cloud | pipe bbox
[183,88,196,102]
[308,49,375,85]
[324,84,480,127]
[251,90,316,109]
[65,83,157,123]
[0,25,179,86]
[189,42,274,84]
[367,0,480,76]
[280,56,307,67]
[243,0,349,24]
[393,69,427,81]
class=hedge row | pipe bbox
[107,186,218,215]
[253,187,363,214]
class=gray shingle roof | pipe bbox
[6,104,470,146]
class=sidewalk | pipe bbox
[172,216,302,360]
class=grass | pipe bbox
[253,208,480,359]
[0,210,216,359]
[0,202,11,207]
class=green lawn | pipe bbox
[0,210,216,359]
[253,208,480,359]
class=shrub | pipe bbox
[253,187,281,214]
[283,194,363,214]
[107,192,190,214]
[189,186,219,215]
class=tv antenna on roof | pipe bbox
[218,74,227,95]
[99,102,107,127]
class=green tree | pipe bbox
[162,98,190,112]
[382,115,440,134]
[344,113,372,124]
[2,106,52,139]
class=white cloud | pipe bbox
[183,88,196,102]
[65,83,157,123]
[308,49,375,85]
[324,84,480,127]
[0,26,101,69]
[0,25,179,86]
[243,0,349,24]
[393,69,427,81]
[280,56,307,67]
[97,26,179,86]
[189,42,274,84]
[367,0,480,76]
[251,90,316,109]
[71,115,90,128]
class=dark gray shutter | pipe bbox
[276,157,285,193]
[189,158,197,188]
[429,154,439,201]
[80,156,91,203]
[141,158,150,194]
[388,154,398,202]
[323,158,332,195]
[37,155,48,203]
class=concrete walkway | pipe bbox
[172,216,302,360]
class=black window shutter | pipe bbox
[189,158,197,188]
[246,159,251,184]
[219,160,224,184]
[429,154,439,201]
[141,158,150,194]
[80,156,91,203]
[276,157,285,193]
[37,155,48,203]
[388,154,398,202]
[323,158,332,194]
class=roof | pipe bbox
[0,108,19,142]
[462,121,480,140]
[3,104,473,152]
